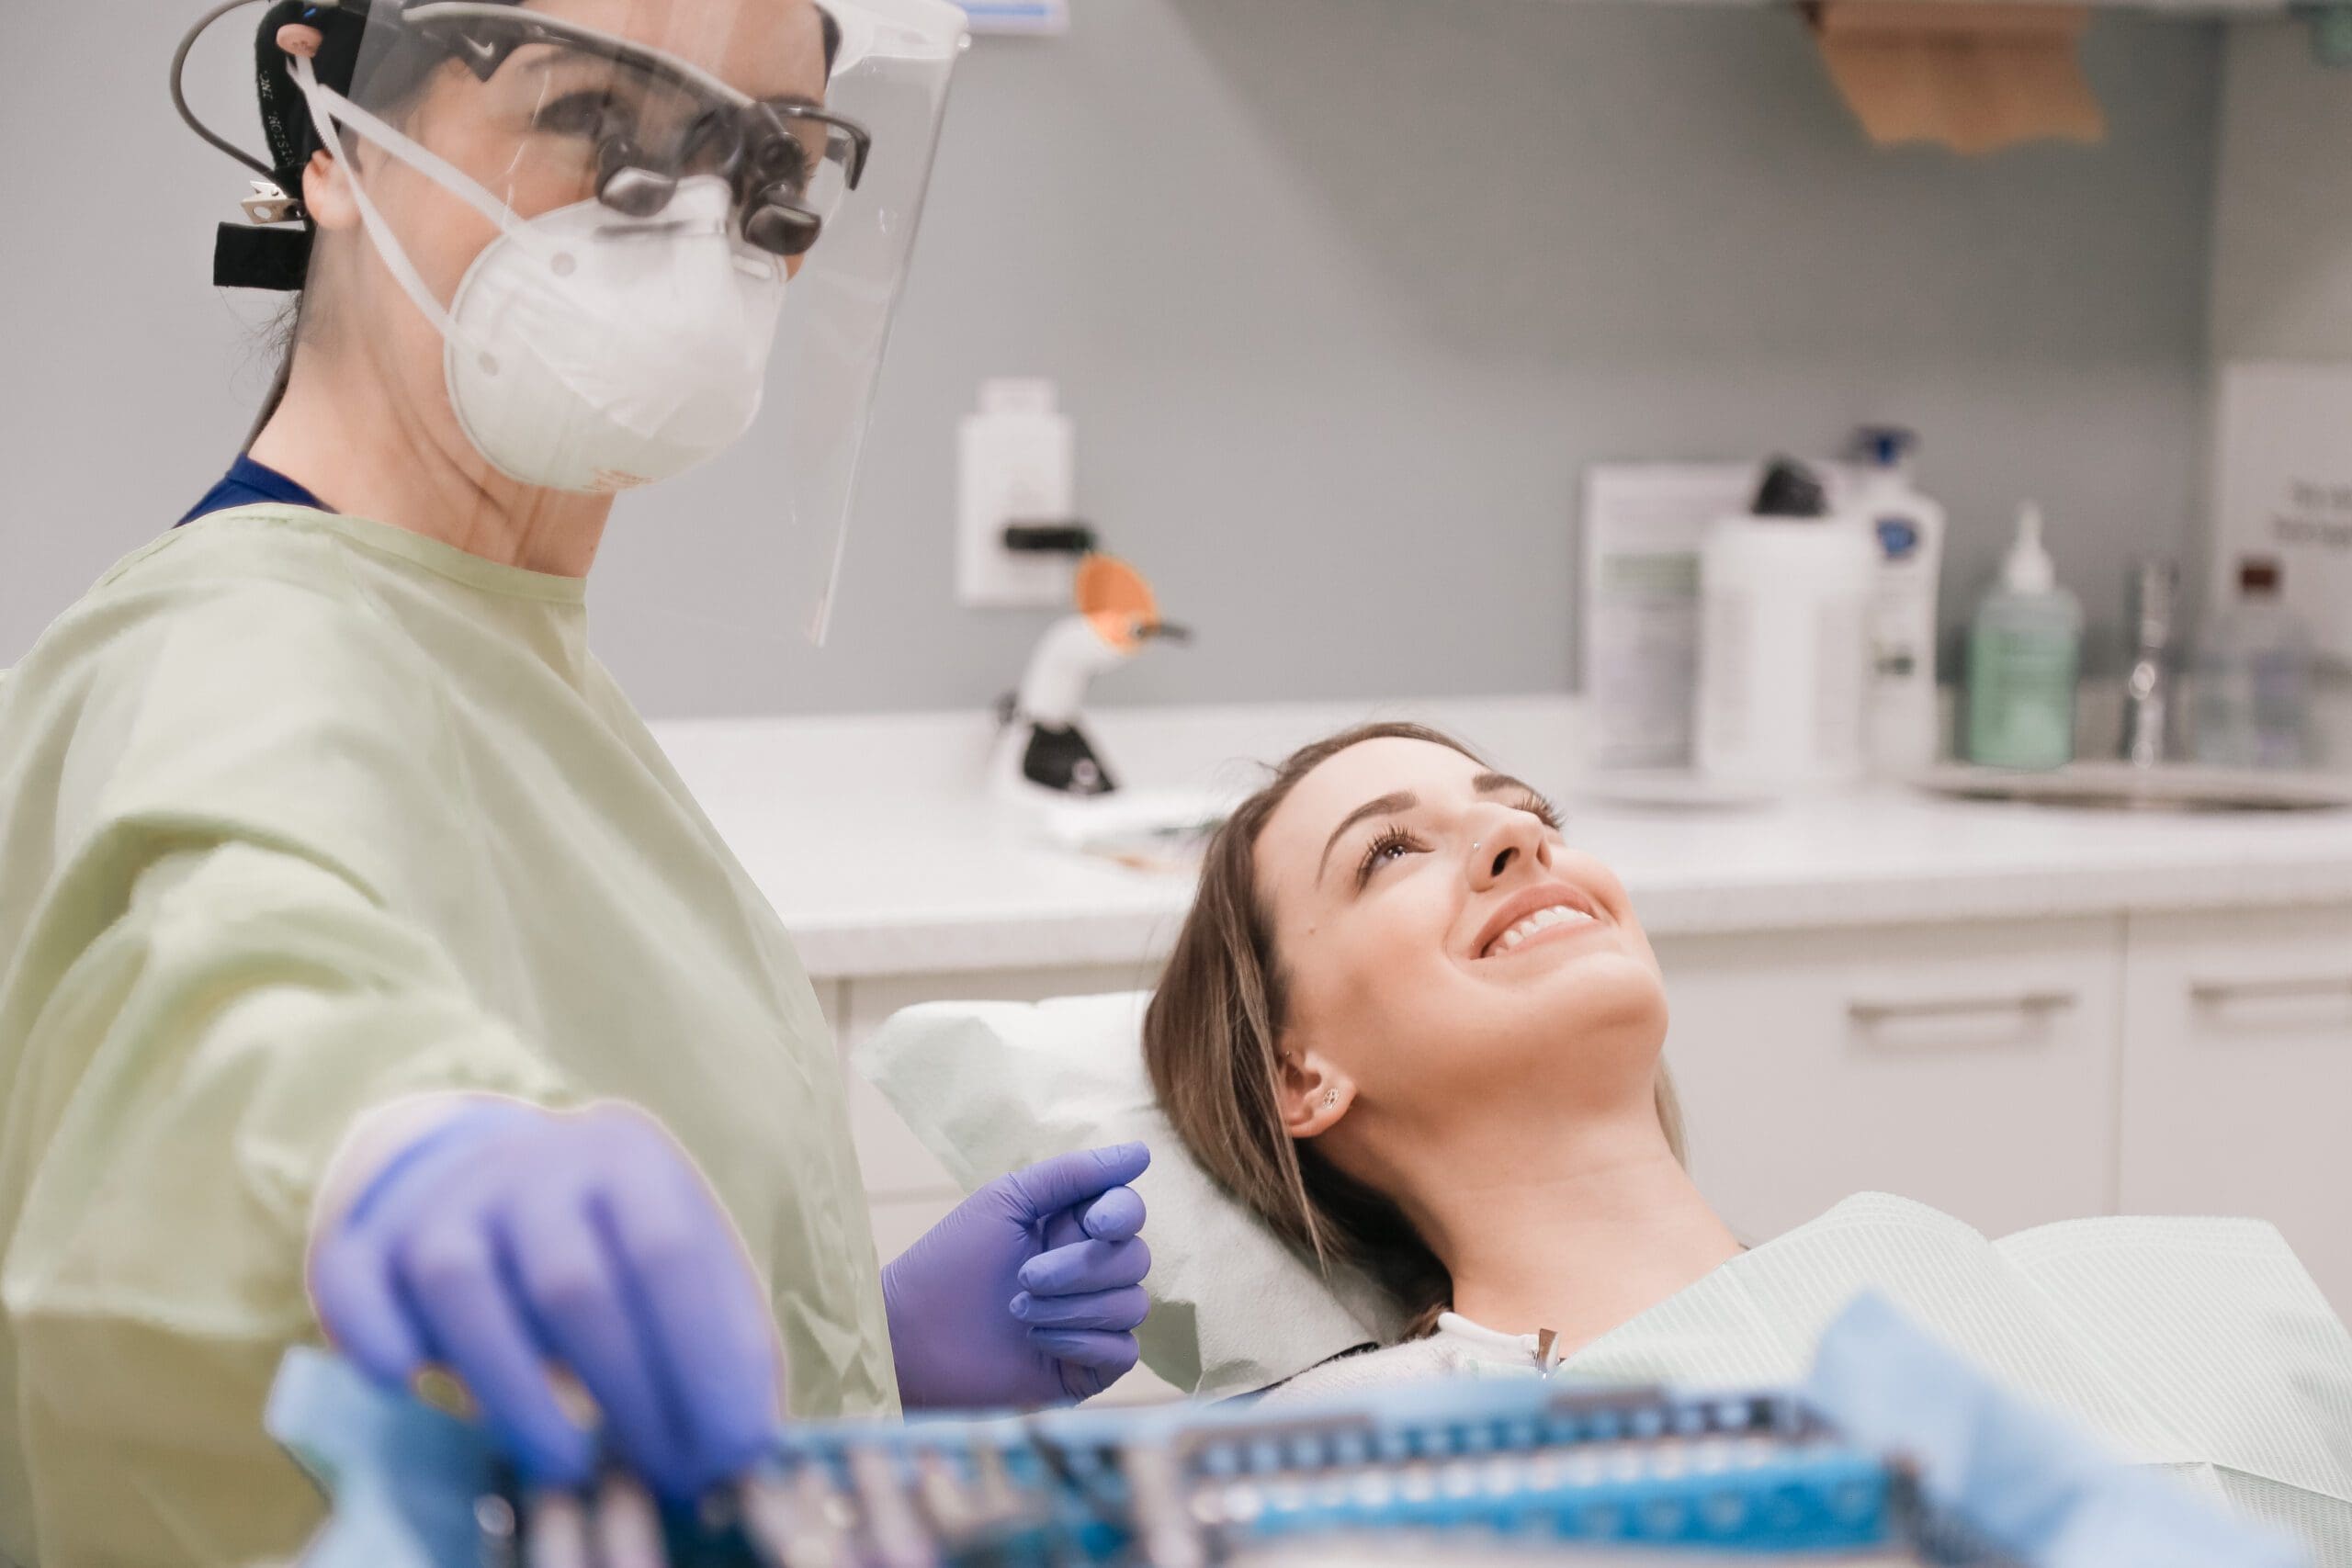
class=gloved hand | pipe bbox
[883,1143,1152,1409]
[1806,1292,2308,1568]
[308,1100,780,1503]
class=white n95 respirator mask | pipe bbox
[293,60,787,495]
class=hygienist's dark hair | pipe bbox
[1143,722,1689,1343]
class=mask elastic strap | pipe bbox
[289,57,559,361]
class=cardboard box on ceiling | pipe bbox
[1810,2,2107,156]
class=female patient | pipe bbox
[1142,724,2352,1425]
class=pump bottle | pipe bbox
[1965,504,2082,772]
[1851,427,1948,774]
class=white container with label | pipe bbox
[1696,463,1880,792]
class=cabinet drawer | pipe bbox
[2120,904,2352,1312]
[1654,918,2123,1243]
[838,964,1156,1198]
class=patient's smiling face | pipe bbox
[1253,737,1669,1147]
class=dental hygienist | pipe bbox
[0,2,1151,1562]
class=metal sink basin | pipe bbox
[1913,761,2352,814]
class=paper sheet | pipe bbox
[2213,362,2352,667]
[1564,1193,2352,1561]
[1580,465,1751,773]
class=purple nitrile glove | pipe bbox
[307,1100,781,1503]
[882,1143,1152,1409]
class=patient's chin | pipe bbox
[1519,953,1668,1047]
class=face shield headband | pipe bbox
[179,0,866,289]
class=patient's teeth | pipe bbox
[1485,903,1602,957]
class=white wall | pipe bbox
[2,1,2227,716]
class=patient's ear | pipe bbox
[1276,1046,1353,1138]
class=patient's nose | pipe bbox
[1466,811,1546,889]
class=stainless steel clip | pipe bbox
[241,181,302,225]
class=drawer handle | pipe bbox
[1849,990,2078,1025]
[2189,976,2352,1007]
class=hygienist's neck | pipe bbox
[249,348,614,578]
[1397,1110,1743,1352]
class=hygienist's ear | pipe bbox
[300,148,360,233]
[1277,1049,1353,1139]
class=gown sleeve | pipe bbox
[0,541,579,1565]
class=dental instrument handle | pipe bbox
[591,1474,667,1568]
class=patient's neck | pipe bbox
[1399,1111,1742,1351]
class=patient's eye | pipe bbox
[1355,826,1422,887]
[1518,792,1564,831]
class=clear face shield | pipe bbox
[198,0,965,643]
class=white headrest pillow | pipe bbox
[854,991,1403,1399]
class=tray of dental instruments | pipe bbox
[266,1348,2020,1568]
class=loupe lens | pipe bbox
[599,166,678,219]
[743,194,821,257]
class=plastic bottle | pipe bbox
[1851,427,1949,775]
[2193,558,2313,771]
[1965,503,2082,772]
[1695,459,1879,791]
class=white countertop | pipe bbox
[650,696,2352,982]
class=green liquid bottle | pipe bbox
[1966,503,2082,772]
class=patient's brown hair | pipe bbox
[1143,722,1688,1339]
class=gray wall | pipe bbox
[2211,23,2352,362]
[2195,23,2352,640]
[2,1,2227,716]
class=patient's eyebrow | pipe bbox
[1317,791,1417,883]
[1473,772,1541,799]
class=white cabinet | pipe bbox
[1654,918,2125,1244]
[2119,903,2352,1312]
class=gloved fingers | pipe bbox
[1010,1285,1149,1333]
[500,1190,679,1495]
[1040,1206,1088,1258]
[394,1217,594,1488]
[1078,1185,1146,1242]
[1002,1144,1151,1224]
[600,1147,781,1496]
[1018,1236,1151,1297]
[1030,1329,1139,1398]
[308,1231,431,1389]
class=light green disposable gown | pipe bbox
[0,506,897,1566]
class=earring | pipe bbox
[1322,1089,1339,1109]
